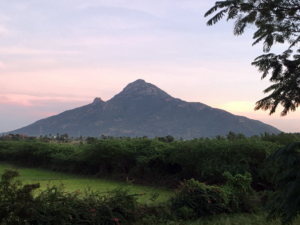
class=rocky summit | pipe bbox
[6,79,281,139]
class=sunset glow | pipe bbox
[1,0,299,134]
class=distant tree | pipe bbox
[205,0,300,117]
[59,133,69,142]
[214,135,226,141]
[28,136,37,141]
[158,136,168,143]
[165,135,175,143]
[236,133,247,140]
[250,134,260,140]
[226,131,247,141]
[226,131,237,141]
[11,135,20,141]
[86,137,96,144]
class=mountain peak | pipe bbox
[123,79,147,91]
[92,97,104,104]
[133,79,146,83]
[113,79,171,99]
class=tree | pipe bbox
[101,134,107,140]
[264,141,300,225]
[60,133,69,143]
[205,1,300,224]
[86,136,96,144]
[165,135,175,143]
[205,0,300,117]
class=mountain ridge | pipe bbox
[4,79,282,139]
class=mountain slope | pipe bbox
[6,79,282,139]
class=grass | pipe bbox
[0,162,173,204]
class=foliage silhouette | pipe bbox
[205,0,300,116]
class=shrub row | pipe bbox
[0,135,286,190]
[0,169,140,225]
[0,169,258,224]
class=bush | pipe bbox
[0,169,142,225]
[170,172,256,220]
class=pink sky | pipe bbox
[0,0,299,134]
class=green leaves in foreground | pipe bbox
[264,142,300,225]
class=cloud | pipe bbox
[215,101,300,120]
[0,95,33,106]
[31,111,58,117]
[0,94,91,107]
[0,47,77,55]
[217,101,256,112]
[0,61,5,69]
[0,24,10,36]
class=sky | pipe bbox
[0,0,299,134]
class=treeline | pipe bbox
[1,131,299,190]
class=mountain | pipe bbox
[5,79,282,139]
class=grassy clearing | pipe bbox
[0,162,173,204]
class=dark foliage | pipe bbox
[264,142,300,225]
[205,0,300,116]
[1,132,298,190]
[0,169,140,225]
[170,171,255,220]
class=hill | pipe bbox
[5,79,282,139]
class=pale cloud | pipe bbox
[0,61,5,69]
[0,47,77,55]
[72,0,211,18]
[0,94,91,107]
[0,24,10,36]
[217,101,256,112]
[211,101,300,133]
[31,111,58,118]
[0,15,13,22]
[215,101,300,120]
[0,95,33,106]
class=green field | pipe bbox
[0,162,173,205]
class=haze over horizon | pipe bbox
[1,0,299,134]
